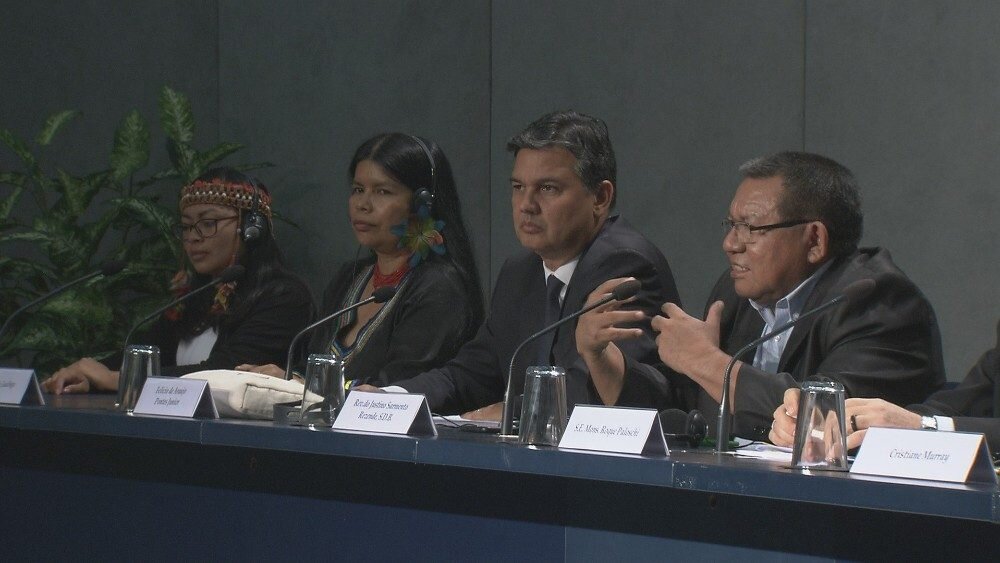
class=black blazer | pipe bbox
[394,215,682,414]
[696,247,946,439]
[911,320,999,449]
[139,273,314,377]
[306,257,479,386]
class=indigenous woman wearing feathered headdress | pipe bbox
[44,168,314,394]
[239,134,484,388]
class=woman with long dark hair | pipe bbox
[240,133,484,386]
[44,168,314,393]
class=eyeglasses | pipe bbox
[721,218,813,244]
[173,216,239,240]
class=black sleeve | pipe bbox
[911,326,999,449]
[161,281,315,377]
[393,284,506,414]
[373,266,477,385]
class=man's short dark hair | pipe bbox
[506,110,617,207]
[739,151,864,257]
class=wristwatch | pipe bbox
[920,415,938,430]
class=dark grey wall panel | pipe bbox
[490,1,804,311]
[217,0,492,297]
[4,1,995,384]
[0,0,219,185]
[805,1,1000,379]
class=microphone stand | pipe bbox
[499,280,640,438]
[715,284,869,452]
[0,261,126,342]
[283,286,396,380]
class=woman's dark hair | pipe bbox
[348,133,485,338]
[174,167,303,338]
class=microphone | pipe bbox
[121,265,246,351]
[0,260,127,342]
[499,279,641,437]
[659,408,708,448]
[715,278,876,452]
[282,286,396,380]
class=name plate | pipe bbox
[850,427,997,484]
[333,391,436,436]
[558,405,667,456]
[132,377,218,419]
[0,368,45,406]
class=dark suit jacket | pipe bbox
[306,257,479,386]
[699,247,946,440]
[394,215,682,414]
[910,320,999,449]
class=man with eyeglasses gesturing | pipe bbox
[577,152,945,440]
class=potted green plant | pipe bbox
[0,86,269,375]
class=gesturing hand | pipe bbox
[575,277,645,361]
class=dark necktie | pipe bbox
[536,274,565,365]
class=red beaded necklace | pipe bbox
[372,259,410,290]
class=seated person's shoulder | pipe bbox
[841,247,929,303]
[411,258,464,289]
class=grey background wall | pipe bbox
[2,1,996,381]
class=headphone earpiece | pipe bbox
[409,135,436,214]
[242,177,269,244]
[413,187,435,213]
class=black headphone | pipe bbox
[408,135,436,213]
[659,409,708,448]
[241,177,269,244]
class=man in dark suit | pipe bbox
[377,110,681,416]
[579,151,944,440]
[770,320,999,450]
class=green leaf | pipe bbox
[0,230,50,244]
[1,184,25,222]
[134,166,180,189]
[80,208,117,258]
[0,256,57,282]
[0,170,28,187]
[1,321,64,355]
[54,169,99,217]
[113,196,176,238]
[32,216,90,276]
[42,288,114,327]
[167,140,198,182]
[36,110,82,146]
[0,128,51,202]
[110,110,150,182]
[159,86,194,144]
[194,142,244,171]
[0,129,38,171]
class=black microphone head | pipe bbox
[686,409,707,445]
[372,286,397,304]
[611,279,641,301]
[842,279,876,302]
[219,265,246,283]
[658,408,690,433]
[100,260,127,276]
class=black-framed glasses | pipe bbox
[721,218,813,244]
[173,216,239,240]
